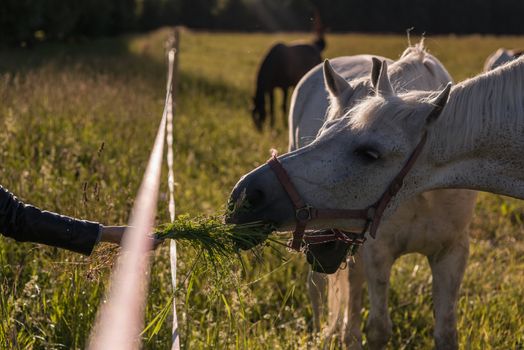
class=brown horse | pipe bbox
[251,16,326,131]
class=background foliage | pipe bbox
[2,0,524,46]
[0,28,523,348]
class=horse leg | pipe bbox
[427,238,469,350]
[269,89,275,129]
[342,250,365,350]
[281,87,288,128]
[364,245,394,350]
[308,269,327,333]
[323,268,349,349]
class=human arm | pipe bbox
[0,185,101,255]
[1,185,163,254]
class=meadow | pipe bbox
[1,28,523,349]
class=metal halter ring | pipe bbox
[295,205,312,221]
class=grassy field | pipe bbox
[1,28,523,349]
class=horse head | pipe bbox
[228,60,452,252]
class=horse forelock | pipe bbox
[399,38,426,60]
[325,77,372,122]
[346,92,432,132]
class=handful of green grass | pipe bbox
[155,214,276,260]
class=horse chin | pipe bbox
[304,223,365,274]
[306,233,352,274]
[273,221,295,232]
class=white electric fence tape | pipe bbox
[166,29,180,350]
[88,42,176,350]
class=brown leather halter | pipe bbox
[267,131,428,251]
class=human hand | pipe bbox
[100,225,164,250]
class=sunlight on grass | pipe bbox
[1,28,523,348]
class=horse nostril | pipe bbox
[226,185,266,222]
[246,189,265,209]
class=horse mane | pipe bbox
[433,55,524,154]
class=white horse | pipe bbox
[228,52,524,350]
[484,48,523,71]
[289,46,477,349]
[229,54,524,233]
[270,55,524,228]
[228,56,524,278]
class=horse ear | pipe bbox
[426,83,452,125]
[375,60,393,96]
[323,60,351,98]
[371,57,382,88]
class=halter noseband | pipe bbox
[267,131,428,251]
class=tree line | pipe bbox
[2,0,523,46]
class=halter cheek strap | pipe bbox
[268,157,371,250]
[367,131,428,238]
[267,131,428,251]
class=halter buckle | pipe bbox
[295,205,313,222]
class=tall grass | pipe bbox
[1,29,523,349]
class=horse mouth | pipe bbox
[226,188,293,250]
[228,208,357,273]
[226,210,298,250]
[230,221,276,250]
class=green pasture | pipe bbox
[1,28,523,349]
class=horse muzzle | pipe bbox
[226,164,295,249]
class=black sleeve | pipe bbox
[0,185,101,256]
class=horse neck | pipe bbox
[424,57,524,199]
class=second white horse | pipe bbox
[288,43,477,350]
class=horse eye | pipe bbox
[354,147,380,161]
